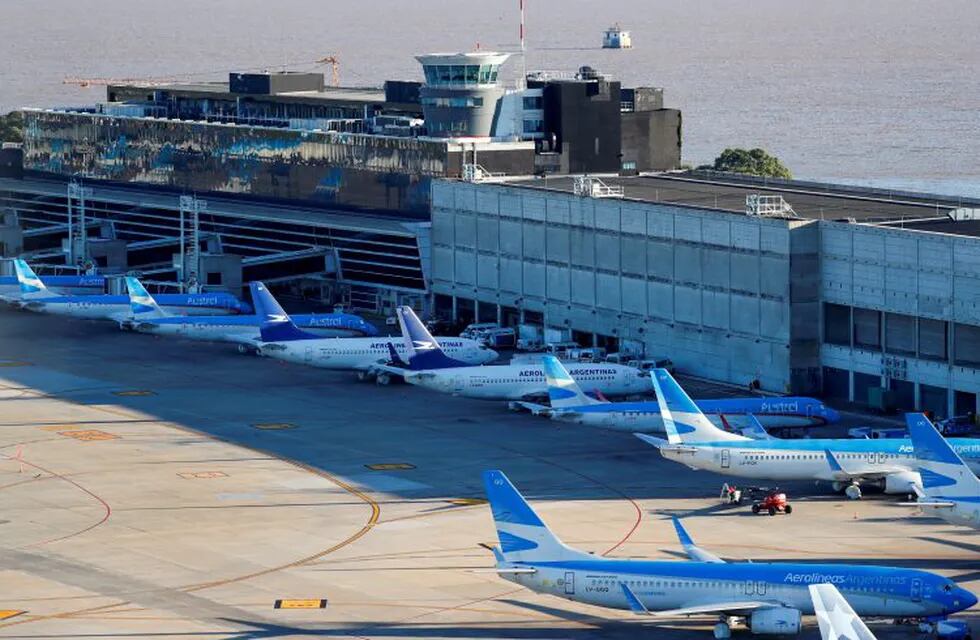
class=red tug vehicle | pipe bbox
[750,488,793,516]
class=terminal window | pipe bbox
[852,308,881,349]
[823,303,850,346]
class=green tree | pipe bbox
[0,111,24,144]
[701,147,792,179]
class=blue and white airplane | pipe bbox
[482,470,976,639]
[0,273,104,300]
[124,278,378,346]
[388,308,649,399]
[251,284,495,377]
[904,413,980,530]
[536,355,839,432]
[636,370,980,499]
[8,259,251,320]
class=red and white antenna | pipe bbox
[519,0,527,87]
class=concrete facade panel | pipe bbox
[647,281,673,319]
[731,294,760,335]
[546,265,570,302]
[454,251,475,285]
[821,258,852,303]
[596,273,622,310]
[594,201,620,232]
[500,258,522,293]
[546,198,571,225]
[646,209,674,239]
[499,192,522,218]
[621,237,646,276]
[432,209,454,246]
[674,245,702,284]
[760,298,789,340]
[523,223,545,257]
[477,254,498,290]
[570,229,595,268]
[621,202,647,235]
[852,263,885,306]
[730,253,760,294]
[475,187,498,214]
[500,220,522,255]
[547,227,570,263]
[702,248,731,289]
[571,269,595,306]
[760,256,790,298]
[477,217,498,252]
[884,267,918,314]
[674,215,702,243]
[674,285,701,325]
[569,199,594,229]
[702,290,730,329]
[433,246,453,283]
[760,224,789,255]
[954,239,980,276]
[454,214,476,248]
[622,277,646,315]
[885,234,917,267]
[854,232,885,263]
[702,217,732,248]
[523,262,544,298]
[648,239,673,280]
[596,234,621,272]
[820,225,852,258]
[731,221,760,251]
[522,196,546,222]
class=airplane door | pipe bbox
[453,375,465,392]
[304,346,313,364]
[721,449,731,469]
[911,578,922,602]
[564,572,575,595]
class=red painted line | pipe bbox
[14,457,112,547]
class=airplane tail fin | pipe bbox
[395,306,468,370]
[13,259,49,299]
[741,414,772,440]
[542,355,605,408]
[251,282,318,342]
[809,583,877,640]
[125,277,167,318]
[906,413,980,499]
[650,369,746,444]
[483,470,591,564]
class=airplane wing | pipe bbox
[508,401,552,416]
[821,450,907,482]
[899,500,958,509]
[671,516,726,563]
[371,363,410,377]
[809,583,877,640]
[650,601,773,617]
[635,433,699,453]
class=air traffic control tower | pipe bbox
[416,52,511,138]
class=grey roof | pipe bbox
[509,174,972,227]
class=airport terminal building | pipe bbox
[2,54,980,416]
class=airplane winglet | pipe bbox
[634,433,669,449]
[670,516,726,563]
[619,582,651,615]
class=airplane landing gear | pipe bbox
[376,372,392,386]
[845,483,863,500]
[713,622,732,639]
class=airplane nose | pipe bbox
[956,587,978,612]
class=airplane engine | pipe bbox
[749,607,802,635]
[882,470,921,494]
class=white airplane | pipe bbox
[635,369,980,499]
[250,283,495,379]
[903,413,980,530]
[388,306,650,400]
[809,583,877,640]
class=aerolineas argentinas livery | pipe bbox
[482,471,976,639]
[124,278,378,345]
[538,356,839,432]
[9,259,250,320]
[250,284,494,375]
[904,413,980,530]
[391,307,648,399]
[636,370,980,499]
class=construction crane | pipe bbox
[315,56,340,87]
